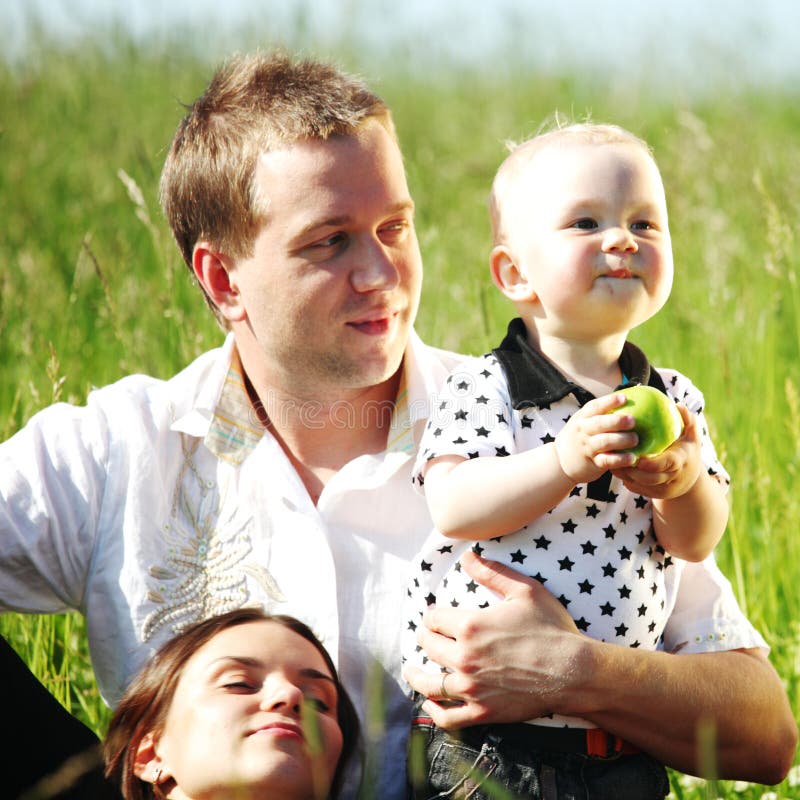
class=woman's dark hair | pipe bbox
[104,608,359,799]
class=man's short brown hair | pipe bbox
[160,51,394,313]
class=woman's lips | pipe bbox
[249,721,305,740]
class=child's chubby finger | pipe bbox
[594,447,639,476]
[599,448,639,470]
[590,427,638,456]
[603,412,636,435]
[613,451,676,486]
[632,445,682,473]
[614,465,670,488]
[583,394,638,437]
[584,391,631,416]
[635,453,670,472]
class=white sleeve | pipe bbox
[0,400,110,613]
[661,554,768,654]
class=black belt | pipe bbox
[412,716,639,758]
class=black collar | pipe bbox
[491,318,666,410]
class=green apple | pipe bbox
[614,385,684,457]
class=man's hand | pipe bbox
[403,550,587,729]
[403,554,797,783]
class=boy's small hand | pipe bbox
[554,393,639,485]
[611,405,702,499]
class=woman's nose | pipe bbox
[259,676,304,714]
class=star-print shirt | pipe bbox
[404,318,731,728]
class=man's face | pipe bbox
[226,120,422,400]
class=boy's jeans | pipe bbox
[408,717,670,800]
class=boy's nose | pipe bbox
[602,226,638,253]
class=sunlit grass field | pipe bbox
[2,30,799,799]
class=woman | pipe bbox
[104,608,359,799]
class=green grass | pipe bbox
[2,26,800,800]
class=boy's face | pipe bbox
[499,141,673,342]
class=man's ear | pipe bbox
[489,245,537,303]
[193,243,247,323]
[132,732,170,787]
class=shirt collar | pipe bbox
[203,345,265,464]
[492,317,664,409]
[187,328,453,465]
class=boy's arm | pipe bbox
[424,393,639,540]
[423,448,574,540]
[651,470,728,561]
[613,404,728,561]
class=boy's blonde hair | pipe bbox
[489,122,654,245]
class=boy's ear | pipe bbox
[132,732,170,786]
[490,245,537,303]
[192,243,247,323]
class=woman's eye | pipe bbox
[304,695,330,713]
[223,680,256,691]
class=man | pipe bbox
[1,52,795,798]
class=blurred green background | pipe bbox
[1,2,799,797]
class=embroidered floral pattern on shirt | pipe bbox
[142,435,259,641]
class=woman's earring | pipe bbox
[153,767,162,784]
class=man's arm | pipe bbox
[403,552,797,784]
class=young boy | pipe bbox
[403,123,730,798]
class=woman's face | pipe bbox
[152,620,344,800]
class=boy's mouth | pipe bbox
[605,268,634,279]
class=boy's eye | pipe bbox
[631,220,654,231]
[571,218,597,230]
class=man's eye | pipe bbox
[379,220,409,240]
[572,218,597,230]
[312,233,346,248]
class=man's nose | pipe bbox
[350,238,400,293]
